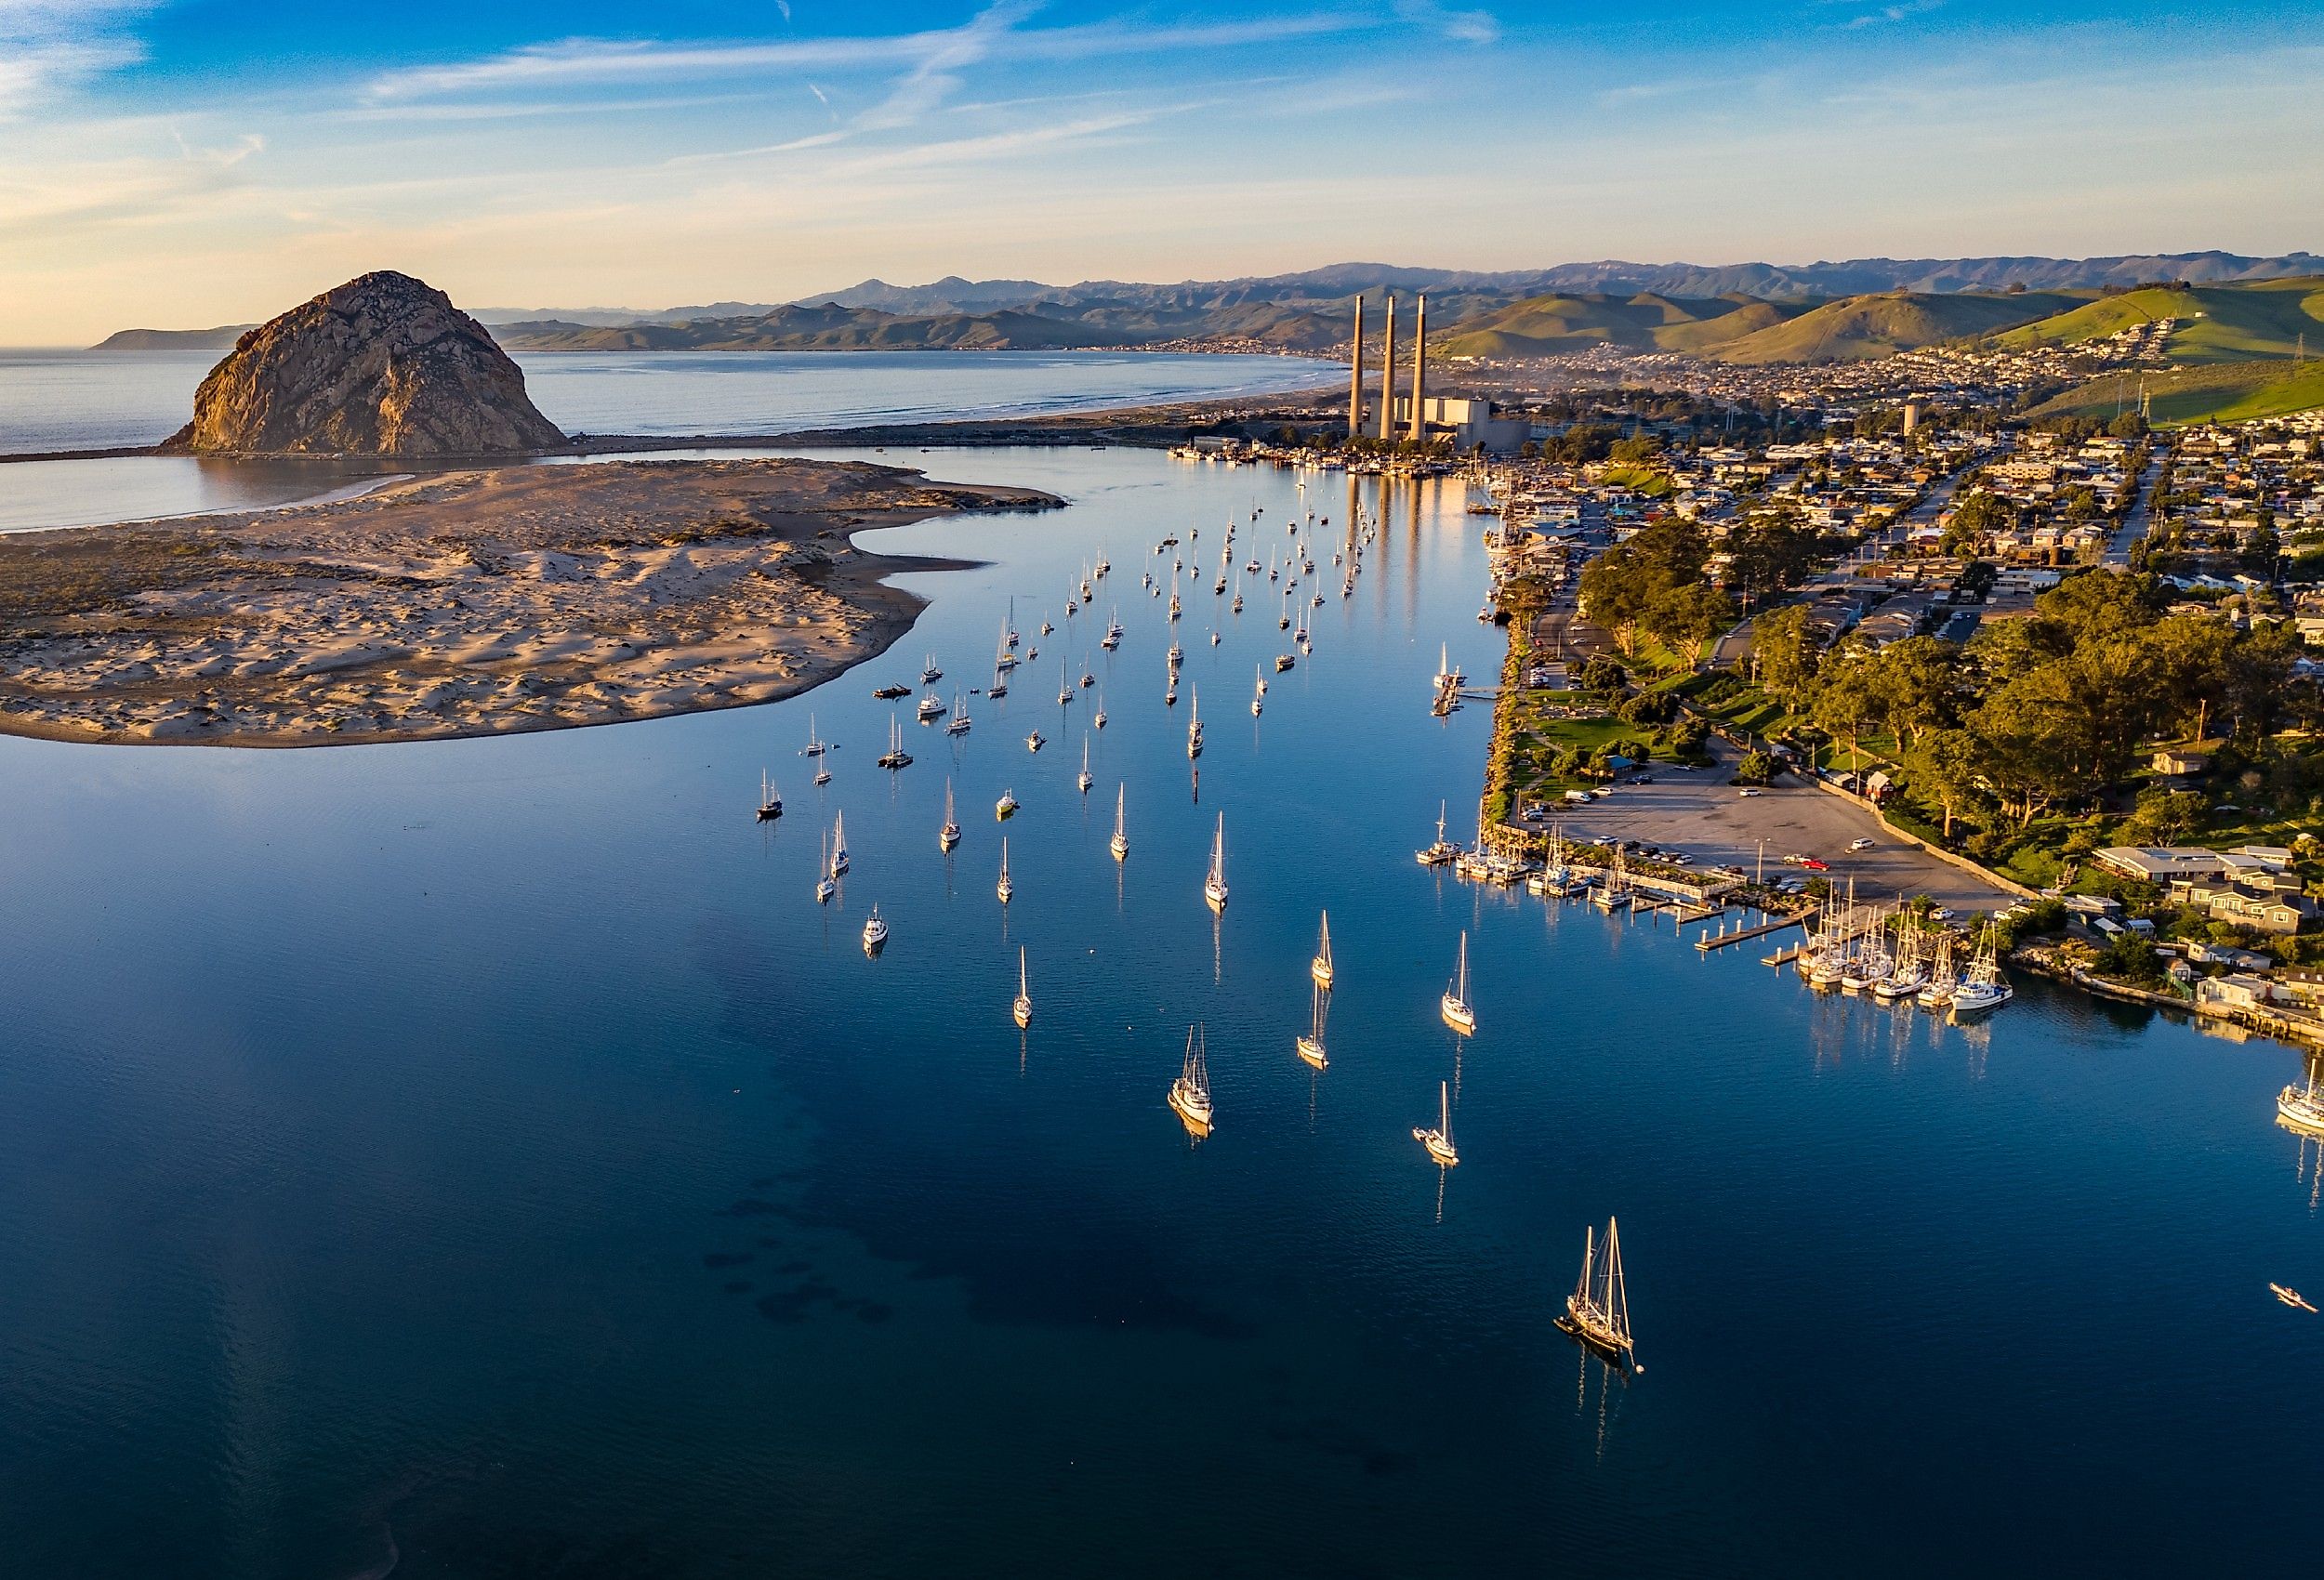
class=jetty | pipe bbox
[1699,909,1814,954]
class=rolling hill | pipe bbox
[1707,291,2084,363]
[493,305,1136,352]
[2027,359,2324,427]
[1997,278,2324,363]
[1432,292,1808,358]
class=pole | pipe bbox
[1378,295,1397,441]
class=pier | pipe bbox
[1694,908,1814,953]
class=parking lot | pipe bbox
[1540,744,2017,915]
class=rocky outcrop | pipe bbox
[165,271,565,456]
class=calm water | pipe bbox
[0,447,2316,1577]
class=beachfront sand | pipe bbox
[0,458,1056,747]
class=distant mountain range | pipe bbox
[96,253,2324,365]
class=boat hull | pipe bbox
[1441,996,1474,1034]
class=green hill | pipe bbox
[1654,297,1810,354]
[2027,358,2324,426]
[1999,277,2324,363]
[1710,291,2081,364]
[1434,291,1776,358]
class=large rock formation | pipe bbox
[165,271,566,456]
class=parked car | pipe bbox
[1738,787,1764,798]
[1848,837,1876,851]
[1802,858,1829,872]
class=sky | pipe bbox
[0,0,2319,342]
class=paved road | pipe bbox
[2106,453,2165,566]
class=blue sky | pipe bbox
[1,0,2318,340]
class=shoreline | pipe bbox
[0,457,1056,750]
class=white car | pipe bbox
[1738,787,1763,798]
[1848,837,1876,851]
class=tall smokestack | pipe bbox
[1407,293,1427,442]
[1348,295,1365,436]
[1378,294,1396,441]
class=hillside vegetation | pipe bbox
[1709,291,2081,363]
[1999,278,2324,362]
[1434,292,1809,358]
[2028,359,2324,426]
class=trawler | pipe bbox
[1168,1024,1214,1136]
[1311,912,1334,988]
[916,690,945,721]
[1949,927,2013,1013]
[1556,1218,1643,1374]
[1416,803,1460,866]
[1186,689,1204,759]
[756,770,783,822]
[1440,931,1476,1033]
[1413,1080,1459,1165]
[1110,783,1129,862]
[1591,846,1630,911]
[2277,1068,2324,1138]
[996,837,1014,904]
[877,717,913,770]
[944,691,972,735]
[939,781,962,850]
[996,787,1018,820]
[1203,812,1229,912]
[1915,932,1958,1009]
[1077,737,1094,794]
[861,905,888,953]
[828,810,850,876]
[814,830,837,903]
[1872,925,1927,1000]
[1296,981,1329,1070]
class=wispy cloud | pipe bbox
[0,0,152,115]
[1843,0,1942,29]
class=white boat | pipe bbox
[1103,609,1123,649]
[815,829,837,903]
[1012,947,1033,1028]
[916,691,945,721]
[1251,665,1266,716]
[1110,783,1129,862]
[940,780,961,850]
[1434,642,1465,689]
[861,905,888,953]
[878,716,913,770]
[1297,980,1329,1071]
[919,654,942,684]
[1057,661,1073,706]
[1080,661,1095,688]
[1441,930,1476,1034]
[1005,601,1020,649]
[1872,925,1927,1000]
[1916,933,1958,1009]
[1949,927,2013,1013]
[1413,1080,1459,1165]
[756,769,783,822]
[1557,1218,1643,1373]
[1169,1024,1214,1136]
[1024,729,1045,753]
[1093,691,1108,730]
[813,757,830,787]
[1591,847,1631,911]
[1076,736,1094,793]
[996,787,1018,820]
[829,810,850,876]
[2277,1069,2324,1138]
[997,836,1013,904]
[1203,812,1229,912]
[1186,687,1204,759]
[944,691,971,734]
[1312,911,1334,989]
[802,715,826,757]
[1417,802,1459,866]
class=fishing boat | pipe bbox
[997,837,1014,904]
[756,770,783,822]
[1203,812,1229,912]
[1168,1024,1214,1136]
[1416,803,1460,866]
[1186,688,1204,759]
[1412,1080,1458,1165]
[1024,729,1045,753]
[920,655,942,684]
[873,683,911,700]
[828,811,850,876]
[1312,911,1335,988]
[996,787,1018,820]
[1872,925,1927,1000]
[1076,737,1094,793]
[916,690,945,721]
[1591,847,1630,911]
[2278,1068,2324,1137]
[1556,1218,1643,1374]
[944,691,972,735]
[878,717,913,770]
[1110,783,1129,862]
[861,905,888,953]
[940,781,962,850]
[814,830,837,903]
[1440,930,1476,1034]
[1949,927,2013,1014]
[1916,932,1958,1009]
[1251,665,1265,716]
[1297,981,1329,1071]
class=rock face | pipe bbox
[166,271,565,456]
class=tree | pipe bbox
[2121,787,2209,844]
[1861,636,1966,750]
[1810,647,1883,766]
[1752,603,1819,704]
[1648,583,1736,667]
[1724,517,1819,605]
[1943,490,2010,556]
[1902,727,1987,839]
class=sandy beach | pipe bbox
[0,457,1056,746]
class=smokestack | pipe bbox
[1348,295,1365,436]
[1406,293,1427,442]
[1378,294,1396,441]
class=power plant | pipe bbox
[1348,290,1430,441]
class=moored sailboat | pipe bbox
[997,836,1014,903]
[756,770,783,822]
[940,780,961,850]
[1440,930,1476,1034]
[1556,1218,1643,1374]
[1012,946,1033,1028]
[1297,981,1329,1070]
[1203,812,1229,912]
[1413,1080,1458,1165]
[1110,783,1129,862]
[1168,1024,1214,1136]
[1311,911,1334,988]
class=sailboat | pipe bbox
[756,770,783,821]
[1311,912,1334,988]
[878,715,912,770]
[862,905,888,954]
[1005,599,1021,650]
[1949,927,2013,1013]
[1168,1023,1214,1135]
[920,654,942,684]
[1076,736,1094,793]
[996,786,1018,820]
[2277,1066,2324,1138]
[802,715,826,757]
[1057,659,1073,706]
[1417,802,1459,866]
[1916,932,1958,1009]
[1110,783,1129,862]
[1413,1080,1459,1165]
[1103,608,1123,650]
[1297,981,1329,1070]
[1251,664,1265,717]
[1557,1218,1643,1374]
[814,830,837,903]
[988,663,1009,699]
[1093,689,1107,730]
[1203,812,1229,912]
[940,780,962,850]
[996,836,1014,904]
[1441,930,1476,1034]
[1012,947,1033,1028]
[1186,687,1204,758]
[828,810,850,876]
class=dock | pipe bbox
[1696,908,1815,954]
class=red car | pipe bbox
[1802,858,1829,872]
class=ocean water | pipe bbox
[0,447,2316,1577]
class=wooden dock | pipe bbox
[1697,909,1814,954]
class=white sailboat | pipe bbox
[1077,736,1094,793]
[1311,911,1334,989]
[1557,1218,1643,1373]
[1186,687,1203,758]
[1203,812,1229,912]
[1297,980,1329,1070]
[2278,1066,2324,1138]
[1251,664,1265,716]
[1413,1080,1459,1165]
[1949,927,2013,1013]
[878,715,912,770]
[1417,802,1459,866]
[1012,946,1033,1028]
[828,810,850,876]
[802,714,826,757]
[1916,932,1958,1009]
[814,830,837,903]
[1168,1023,1214,1135]
[940,780,961,850]
[945,690,972,734]
[997,836,1014,904]
[1441,930,1476,1034]
[920,653,942,685]
[1110,783,1129,862]
[1103,608,1123,650]
[1093,689,1108,730]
